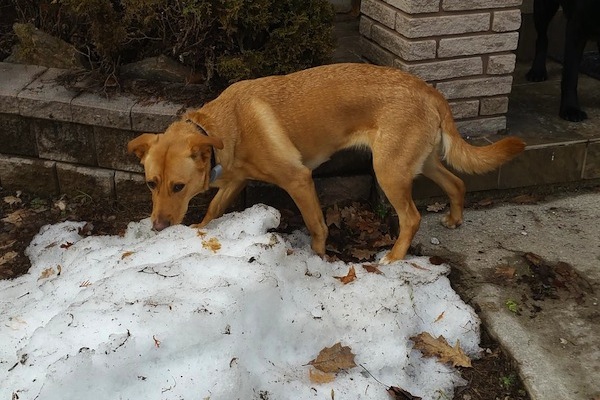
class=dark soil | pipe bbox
[1,187,529,400]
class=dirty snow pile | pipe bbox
[1,204,481,400]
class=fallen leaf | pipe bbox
[153,335,161,348]
[426,202,446,213]
[309,368,335,384]
[511,194,540,204]
[351,248,376,261]
[362,263,383,275]
[476,197,494,207]
[54,198,67,211]
[121,251,135,260]
[80,280,92,287]
[196,229,207,237]
[387,386,422,400]
[38,267,56,280]
[60,242,74,249]
[308,342,357,373]
[325,205,341,228]
[371,234,396,248]
[334,266,356,284]
[495,265,516,279]
[408,262,430,271]
[428,256,446,266]
[3,195,22,206]
[1,209,31,226]
[0,251,18,266]
[202,237,221,253]
[434,311,445,323]
[0,239,16,251]
[410,332,472,368]
[78,222,94,236]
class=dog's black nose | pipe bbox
[152,219,171,231]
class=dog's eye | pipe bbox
[147,181,157,190]
[173,183,185,193]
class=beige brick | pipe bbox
[359,16,375,39]
[436,76,513,99]
[360,37,395,66]
[449,100,480,119]
[480,96,509,115]
[395,12,490,38]
[394,57,482,81]
[487,54,517,74]
[442,0,522,11]
[492,9,522,32]
[361,0,397,29]
[438,32,519,57]
[382,0,440,14]
[456,116,507,136]
[372,25,436,61]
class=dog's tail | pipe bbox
[439,102,525,175]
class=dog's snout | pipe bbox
[153,219,171,232]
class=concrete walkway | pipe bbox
[414,191,600,400]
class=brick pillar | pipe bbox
[359,0,523,136]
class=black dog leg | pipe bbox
[560,18,588,121]
[526,0,561,82]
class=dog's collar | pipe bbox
[185,119,222,182]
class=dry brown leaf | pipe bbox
[2,209,31,226]
[121,251,135,260]
[309,367,335,384]
[0,251,18,266]
[426,202,446,213]
[434,311,445,323]
[334,266,356,284]
[372,234,396,248]
[495,265,516,279]
[362,263,383,275]
[428,256,446,266]
[325,205,341,228]
[408,262,430,271]
[202,237,221,253]
[351,248,376,261]
[3,195,22,206]
[476,197,494,207]
[410,332,472,368]
[511,194,540,204]
[308,342,357,373]
[38,267,56,280]
[80,280,92,287]
[387,386,422,400]
[0,240,16,251]
[60,242,74,249]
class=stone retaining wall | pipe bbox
[0,62,373,209]
[359,0,523,136]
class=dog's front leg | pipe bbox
[193,180,247,228]
[277,169,328,257]
[560,16,588,121]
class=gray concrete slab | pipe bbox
[0,62,47,114]
[413,191,600,400]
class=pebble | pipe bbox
[430,237,440,245]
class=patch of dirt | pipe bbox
[1,188,529,399]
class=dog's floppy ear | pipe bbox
[128,133,158,161]
[188,134,224,163]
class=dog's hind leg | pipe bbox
[526,0,560,82]
[197,179,247,227]
[421,154,466,229]
[560,16,589,121]
[373,158,421,264]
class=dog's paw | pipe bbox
[525,68,548,82]
[560,107,588,122]
[441,214,462,229]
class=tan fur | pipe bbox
[128,63,525,264]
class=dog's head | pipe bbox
[128,120,223,231]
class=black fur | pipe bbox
[526,0,600,121]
